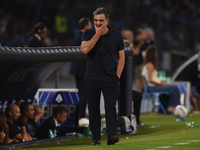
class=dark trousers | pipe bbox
[117,88,142,124]
[132,90,142,123]
[149,84,180,107]
[85,77,119,140]
[75,77,87,118]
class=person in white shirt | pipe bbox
[142,45,180,113]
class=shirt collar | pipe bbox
[106,26,111,35]
[53,117,59,127]
[34,34,41,41]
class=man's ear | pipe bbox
[106,18,109,24]
[55,113,60,120]
[9,111,12,117]
[25,111,28,116]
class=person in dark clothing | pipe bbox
[27,22,47,47]
[131,90,146,128]
[19,102,36,139]
[133,27,155,92]
[81,7,125,145]
[0,111,10,145]
[70,18,92,126]
[36,106,67,139]
[17,101,44,134]
[5,104,32,142]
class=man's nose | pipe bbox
[96,21,101,25]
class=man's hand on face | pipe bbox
[17,116,26,127]
[95,22,107,36]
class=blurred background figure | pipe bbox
[5,104,32,142]
[70,18,92,127]
[190,86,200,111]
[133,27,154,92]
[27,22,47,47]
[122,29,134,42]
[0,110,10,145]
[54,10,68,46]
[36,106,67,139]
[133,28,145,92]
[142,45,180,113]
[17,101,44,134]
[122,29,135,56]
[20,102,43,140]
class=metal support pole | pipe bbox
[119,56,133,116]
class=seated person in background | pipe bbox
[36,106,67,139]
[0,110,11,145]
[190,87,200,111]
[6,104,32,142]
[18,101,44,132]
[131,90,146,128]
[142,45,180,113]
[19,102,36,139]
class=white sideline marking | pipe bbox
[174,143,188,145]
[157,146,171,148]
[188,140,200,142]
[148,139,200,150]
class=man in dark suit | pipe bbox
[36,106,67,139]
[27,22,47,47]
[70,18,92,126]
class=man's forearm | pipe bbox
[3,134,9,145]
[33,105,44,122]
[81,34,100,54]
[21,126,32,141]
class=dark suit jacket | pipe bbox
[70,31,87,78]
[36,117,59,139]
[27,35,42,47]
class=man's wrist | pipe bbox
[95,33,101,38]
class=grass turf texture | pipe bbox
[8,112,200,150]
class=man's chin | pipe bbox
[13,119,18,123]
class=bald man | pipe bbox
[6,104,32,142]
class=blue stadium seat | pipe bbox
[32,98,37,105]
[141,75,169,114]
[27,99,32,103]
[12,99,17,104]
[3,100,8,112]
